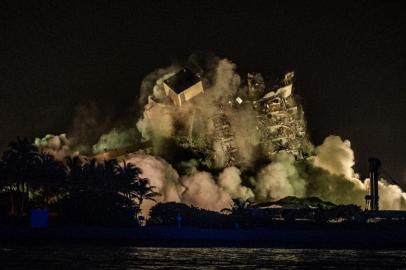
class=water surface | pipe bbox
[1,245,406,269]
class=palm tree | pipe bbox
[101,159,119,193]
[116,161,160,212]
[134,177,160,208]
[60,157,160,225]
[1,137,39,216]
[31,152,66,208]
[64,156,84,177]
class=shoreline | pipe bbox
[1,225,406,249]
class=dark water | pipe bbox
[1,245,406,269]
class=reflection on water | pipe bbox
[1,245,406,269]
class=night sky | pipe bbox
[1,1,405,185]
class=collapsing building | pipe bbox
[210,71,311,164]
[211,111,239,167]
[253,72,310,158]
[163,68,204,107]
[139,67,312,167]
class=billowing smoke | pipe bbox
[138,65,179,107]
[124,153,183,216]
[313,136,357,179]
[378,180,406,210]
[35,56,406,214]
[255,152,306,201]
[218,167,254,201]
[34,134,79,160]
[302,136,406,209]
[136,59,263,168]
[121,135,406,215]
[125,152,233,216]
[131,56,406,212]
[180,171,233,212]
[92,128,140,154]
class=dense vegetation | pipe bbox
[0,137,365,228]
[0,137,159,226]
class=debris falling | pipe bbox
[35,56,406,214]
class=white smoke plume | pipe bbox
[125,136,406,214]
[255,152,306,201]
[179,171,233,212]
[378,180,406,210]
[125,152,233,215]
[307,136,406,210]
[136,100,175,146]
[125,153,183,216]
[35,56,406,214]
[92,128,140,154]
[313,136,356,179]
[130,57,406,212]
[139,65,179,106]
[208,59,241,100]
[218,166,254,201]
[136,58,263,168]
[34,134,79,160]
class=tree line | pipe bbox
[148,199,365,229]
[0,137,159,226]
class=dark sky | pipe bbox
[1,1,405,185]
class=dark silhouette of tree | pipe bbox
[115,161,141,202]
[57,158,159,226]
[0,139,160,226]
[31,152,67,209]
[0,137,39,216]
[0,159,8,217]
[135,177,160,208]
[117,161,160,209]
[60,158,123,225]
[64,156,84,193]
